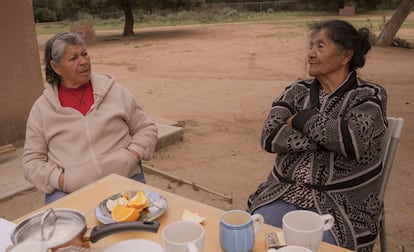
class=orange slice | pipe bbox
[111,205,140,222]
[127,191,149,211]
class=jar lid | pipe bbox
[9,241,49,252]
[11,208,86,248]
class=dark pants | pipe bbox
[252,199,337,245]
[45,173,146,204]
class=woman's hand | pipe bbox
[128,149,141,161]
[58,172,64,190]
[286,115,295,127]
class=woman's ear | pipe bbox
[342,49,353,66]
[50,60,61,75]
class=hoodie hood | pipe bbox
[42,72,115,113]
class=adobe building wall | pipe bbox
[0,0,43,146]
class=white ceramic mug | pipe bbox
[104,239,165,252]
[162,220,205,252]
[219,210,264,252]
[282,210,334,252]
[273,245,312,252]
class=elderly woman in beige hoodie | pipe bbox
[22,32,158,204]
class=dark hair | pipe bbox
[44,32,86,85]
[309,19,371,71]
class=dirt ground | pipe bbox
[1,14,414,252]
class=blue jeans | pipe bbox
[45,173,146,205]
[252,199,337,245]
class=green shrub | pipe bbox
[34,7,57,22]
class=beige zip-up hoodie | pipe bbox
[22,72,158,193]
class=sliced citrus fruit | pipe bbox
[106,197,129,212]
[127,191,149,211]
[111,205,140,222]
[123,192,129,200]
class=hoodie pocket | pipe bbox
[62,160,101,192]
[96,148,140,178]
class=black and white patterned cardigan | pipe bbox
[247,71,387,252]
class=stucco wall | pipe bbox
[0,0,43,146]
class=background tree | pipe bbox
[376,0,414,46]
[33,0,201,34]
[79,0,202,36]
[33,0,63,22]
[32,0,403,37]
[296,0,383,11]
[84,0,136,36]
[60,0,95,20]
[115,0,135,36]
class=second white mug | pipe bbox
[282,210,334,252]
[274,245,312,252]
[162,220,205,252]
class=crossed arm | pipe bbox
[261,85,387,160]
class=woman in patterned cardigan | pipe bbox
[247,20,387,252]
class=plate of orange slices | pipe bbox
[95,189,168,224]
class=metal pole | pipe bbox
[142,164,233,204]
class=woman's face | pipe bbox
[307,29,351,79]
[52,44,91,88]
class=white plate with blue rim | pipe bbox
[95,189,168,224]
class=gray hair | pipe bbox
[44,32,86,85]
[309,20,371,71]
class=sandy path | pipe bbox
[89,21,414,251]
[3,16,414,251]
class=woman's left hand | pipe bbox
[128,149,141,161]
[286,115,295,127]
[58,172,64,190]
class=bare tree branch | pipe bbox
[375,0,414,47]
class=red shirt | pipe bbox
[58,82,94,116]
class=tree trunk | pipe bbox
[120,0,134,36]
[375,0,414,47]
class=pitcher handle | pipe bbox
[187,242,199,252]
[40,208,57,242]
[321,214,334,230]
[251,213,264,234]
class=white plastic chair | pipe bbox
[378,117,404,252]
